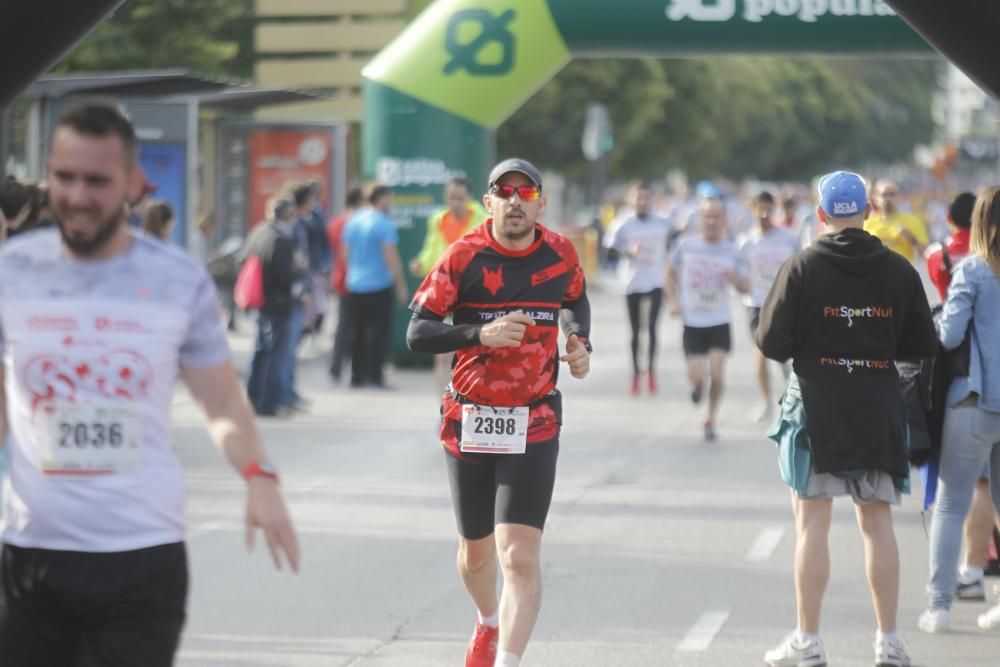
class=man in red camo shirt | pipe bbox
[926,192,975,301]
[326,187,363,382]
[407,159,591,667]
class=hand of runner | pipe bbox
[560,334,590,379]
[479,310,535,348]
[396,283,410,304]
[668,300,681,317]
[245,478,301,573]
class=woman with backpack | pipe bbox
[921,186,1000,634]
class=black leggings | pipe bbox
[626,288,663,375]
[348,287,394,387]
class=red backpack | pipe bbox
[233,255,265,310]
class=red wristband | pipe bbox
[242,460,279,483]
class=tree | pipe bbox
[498,59,674,183]
[499,56,938,185]
[54,0,254,79]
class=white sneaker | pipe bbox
[874,635,911,667]
[978,603,1000,630]
[917,607,951,633]
[764,633,827,667]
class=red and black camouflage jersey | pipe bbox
[410,221,587,454]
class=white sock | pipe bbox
[494,652,521,667]
[794,630,820,644]
[478,609,499,628]
[958,565,984,584]
[876,630,900,644]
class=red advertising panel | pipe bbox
[247,129,333,229]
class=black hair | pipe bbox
[345,187,364,208]
[0,177,30,219]
[56,104,136,161]
[368,185,392,206]
[949,191,976,230]
[292,183,314,207]
[753,191,775,206]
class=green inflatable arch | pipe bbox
[362,0,931,361]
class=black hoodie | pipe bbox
[755,228,937,477]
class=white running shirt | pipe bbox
[669,236,746,328]
[0,230,231,552]
[603,213,673,294]
[737,226,800,308]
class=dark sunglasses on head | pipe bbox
[490,184,541,202]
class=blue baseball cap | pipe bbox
[818,171,867,217]
[695,180,721,198]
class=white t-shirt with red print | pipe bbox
[669,236,747,328]
[0,230,231,552]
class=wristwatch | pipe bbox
[242,460,280,483]
[577,336,593,354]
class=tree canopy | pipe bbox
[498,57,940,184]
[54,0,253,79]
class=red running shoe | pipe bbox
[465,622,499,667]
[648,372,658,395]
[630,373,641,396]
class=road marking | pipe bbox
[746,525,786,562]
[677,610,730,653]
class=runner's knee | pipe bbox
[497,539,540,579]
[458,536,496,572]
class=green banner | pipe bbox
[365,0,930,130]
[363,80,495,365]
[549,0,931,55]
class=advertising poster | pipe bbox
[247,130,333,229]
[138,143,187,246]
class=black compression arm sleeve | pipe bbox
[560,294,592,345]
[406,311,482,354]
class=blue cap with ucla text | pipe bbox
[818,171,867,217]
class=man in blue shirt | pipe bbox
[343,185,408,388]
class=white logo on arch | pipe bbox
[666,0,737,21]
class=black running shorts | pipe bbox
[445,439,560,540]
[682,323,732,357]
[0,542,188,667]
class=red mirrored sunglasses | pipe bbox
[490,184,541,202]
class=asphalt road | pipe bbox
[171,283,998,666]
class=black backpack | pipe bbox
[901,246,971,465]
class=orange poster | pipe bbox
[248,130,333,229]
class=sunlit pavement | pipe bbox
[173,281,995,666]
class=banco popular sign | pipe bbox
[666,0,895,23]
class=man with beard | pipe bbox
[0,104,300,666]
[407,159,591,667]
